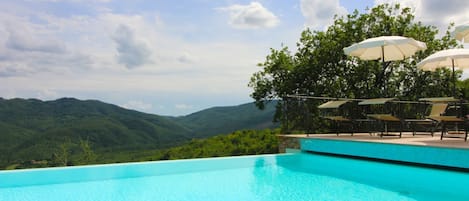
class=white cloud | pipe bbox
[177,51,199,64]
[300,0,347,30]
[0,12,101,75]
[175,104,193,110]
[112,24,152,69]
[0,63,36,77]
[218,2,279,29]
[36,89,59,100]
[121,100,153,111]
[374,0,469,35]
[6,28,66,54]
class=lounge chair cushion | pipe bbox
[367,114,400,121]
[428,116,464,122]
[324,116,351,121]
[428,104,448,116]
[318,101,349,109]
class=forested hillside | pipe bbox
[93,129,280,166]
[174,101,278,138]
[8,129,280,169]
[0,97,191,166]
[0,97,277,169]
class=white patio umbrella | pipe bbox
[344,36,427,96]
[417,48,469,97]
[452,24,469,42]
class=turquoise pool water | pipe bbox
[1,152,469,201]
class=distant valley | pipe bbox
[0,97,277,168]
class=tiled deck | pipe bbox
[282,132,469,149]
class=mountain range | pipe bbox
[0,97,277,167]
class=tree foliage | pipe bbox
[159,129,280,160]
[249,4,460,132]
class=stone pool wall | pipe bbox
[277,135,300,153]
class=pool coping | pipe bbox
[0,153,292,188]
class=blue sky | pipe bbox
[1,0,469,116]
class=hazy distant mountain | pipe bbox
[0,97,277,167]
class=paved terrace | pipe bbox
[281,132,469,149]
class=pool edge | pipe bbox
[300,138,469,171]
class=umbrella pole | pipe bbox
[452,59,456,98]
[382,46,386,97]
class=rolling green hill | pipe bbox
[173,101,278,138]
[0,97,277,169]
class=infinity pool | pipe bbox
[1,152,469,201]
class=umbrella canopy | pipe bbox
[417,48,469,96]
[417,49,469,70]
[344,36,427,96]
[344,36,427,61]
[452,24,469,42]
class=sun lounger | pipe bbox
[430,116,467,141]
[404,103,447,137]
[318,100,355,135]
[419,98,467,141]
[358,98,403,138]
[366,114,403,137]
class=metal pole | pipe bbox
[452,59,456,98]
[382,46,386,97]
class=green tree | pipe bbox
[249,4,459,133]
[78,138,97,165]
[51,138,72,166]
